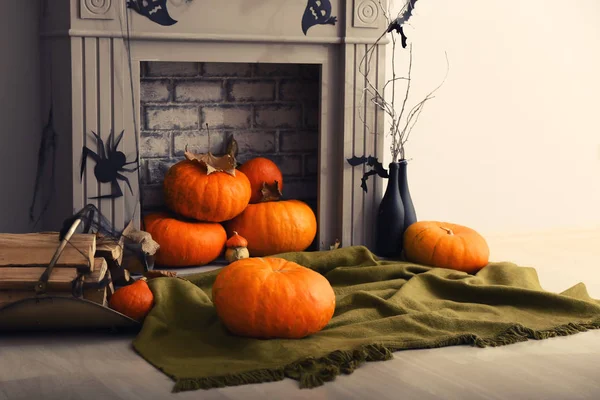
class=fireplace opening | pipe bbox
[139,61,321,251]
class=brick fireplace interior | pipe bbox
[139,61,320,219]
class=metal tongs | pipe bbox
[34,217,84,295]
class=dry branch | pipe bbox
[356,0,448,163]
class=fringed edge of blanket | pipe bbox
[172,319,600,393]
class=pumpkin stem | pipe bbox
[440,227,454,235]
[259,180,283,202]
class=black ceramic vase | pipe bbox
[398,159,417,231]
[376,162,405,257]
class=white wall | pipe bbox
[383,0,600,236]
[0,1,41,233]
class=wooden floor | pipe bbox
[1,229,600,400]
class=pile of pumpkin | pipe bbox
[143,152,318,267]
[108,148,492,340]
[108,151,324,337]
[109,219,492,339]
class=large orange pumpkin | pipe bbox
[225,200,317,256]
[212,257,335,339]
[144,212,227,267]
[163,160,251,222]
[403,221,490,273]
[238,157,283,203]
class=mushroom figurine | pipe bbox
[225,231,249,263]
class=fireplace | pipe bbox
[39,0,388,250]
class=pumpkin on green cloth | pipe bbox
[403,221,490,273]
[212,257,335,339]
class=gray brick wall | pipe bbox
[139,62,320,212]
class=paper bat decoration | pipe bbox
[387,0,419,48]
[127,0,178,26]
[302,0,337,35]
[347,155,389,193]
[80,130,139,199]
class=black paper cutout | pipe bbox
[387,0,419,48]
[127,0,178,26]
[302,0,337,35]
[29,105,58,227]
[80,130,139,199]
[347,155,389,193]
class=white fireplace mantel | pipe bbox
[40,0,388,250]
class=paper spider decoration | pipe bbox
[80,130,139,199]
[302,0,337,35]
[127,0,178,26]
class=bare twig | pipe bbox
[402,52,449,148]
[355,0,446,167]
[382,76,410,93]
[356,1,448,164]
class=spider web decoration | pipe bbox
[59,204,153,272]
[120,3,146,229]
[28,3,145,231]
[59,204,121,241]
[29,105,58,228]
[126,0,178,26]
[302,0,337,35]
[80,130,139,199]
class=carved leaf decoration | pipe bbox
[259,181,283,202]
[184,149,237,176]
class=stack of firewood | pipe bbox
[0,231,134,308]
[96,232,132,287]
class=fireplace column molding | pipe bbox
[341,0,388,250]
[40,0,388,250]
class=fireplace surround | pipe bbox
[40,0,388,250]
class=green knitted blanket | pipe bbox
[132,246,600,392]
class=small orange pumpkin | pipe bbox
[144,212,227,267]
[212,257,335,339]
[403,221,490,273]
[226,231,248,248]
[108,278,154,321]
[224,231,249,263]
[163,160,251,222]
[225,200,317,257]
[238,157,283,203]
